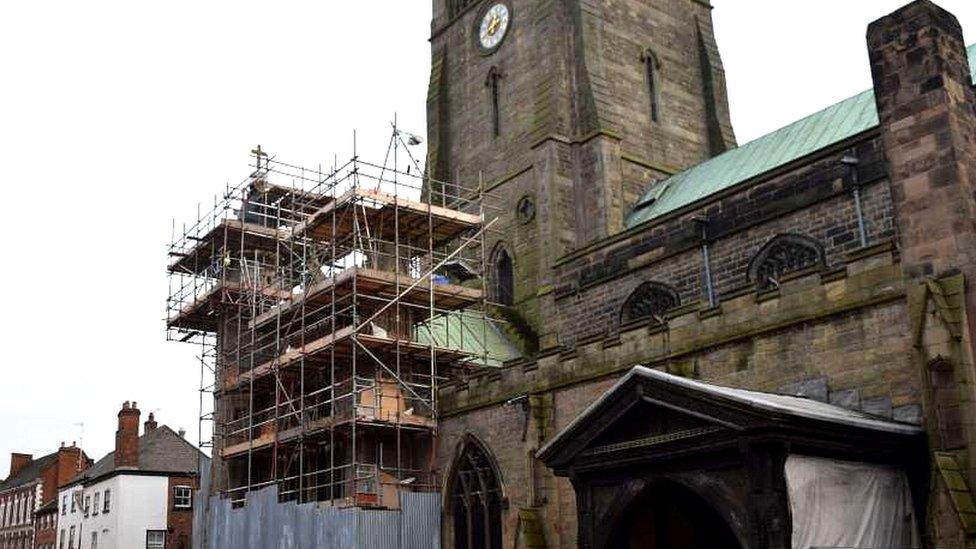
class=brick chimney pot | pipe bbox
[9,453,32,477]
[115,401,141,468]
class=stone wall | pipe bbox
[427,0,734,331]
[439,243,917,547]
[551,132,893,345]
[868,1,976,542]
[434,1,976,547]
[428,0,727,186]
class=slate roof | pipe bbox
[632,367,924,435]
[66,426,206,487]
[539,366,924,460]
[0,451,58,492]
[626,43,976,228]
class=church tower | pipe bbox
[427,0,735,341]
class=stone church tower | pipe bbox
[426,0,735,340]
[432,1,976,547]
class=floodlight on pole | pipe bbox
[396,130,424,146]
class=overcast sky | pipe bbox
[1,1,974,479]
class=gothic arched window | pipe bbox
[449,438,503,549]
[641,49,662,123]
[490,244,514,306]
[748,234,825,289]
[620,281,679,324]
[486,67,502,137]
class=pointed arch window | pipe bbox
[449,438,503,549]
[642,49,662,123]
[748,234,825,289]
[486,67,502,138]
[490,244,514,306]
[620,281,679,324]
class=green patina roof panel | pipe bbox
[626,43,976,228]
[414,310,521,367]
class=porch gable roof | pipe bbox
[537,366,924,471]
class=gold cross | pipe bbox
[251,145,268,170]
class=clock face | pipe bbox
[478,3,511,52]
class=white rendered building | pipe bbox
[58,403,205,549]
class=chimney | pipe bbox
[144,412,158,433]
[9,453,32,478]
[115,401,141,468]
[56,443,86,488]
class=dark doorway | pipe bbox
[608,481,741,549]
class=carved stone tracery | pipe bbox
[749,234,824,289]
[620,282,679,324]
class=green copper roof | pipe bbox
[414,310,521,367]
[626,43,976,228]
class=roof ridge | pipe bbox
[735,87,873,151]
[0,450,61,491]
[537,365,923,462]
[64,424,206,487]
[625,42,976,229]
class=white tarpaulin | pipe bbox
[785,455,920,549]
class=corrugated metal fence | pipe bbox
[193,468,440,549]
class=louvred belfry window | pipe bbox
[450,439,503,549]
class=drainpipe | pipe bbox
[506,394,531,442]
[693,216,716,308]
[841,153,869,248]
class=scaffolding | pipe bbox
[166,127,511,508]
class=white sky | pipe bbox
[1,0,974,479]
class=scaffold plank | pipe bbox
[220,409,437,459]
[169,219,282,275]
[249,266,482,331]
[232,328,470,389]
[167,282,290,331]
[293,187,481,244]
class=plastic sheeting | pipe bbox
[785,455,920,549]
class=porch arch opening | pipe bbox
[607,480,742,549]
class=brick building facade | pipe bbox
[430,0,976,547]
[32,501,57,549]
[59,403,206,549]
[0,444,90,549]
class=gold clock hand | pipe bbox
[488,14,500,35]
